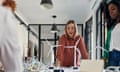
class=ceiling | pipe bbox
[16,0,90,24]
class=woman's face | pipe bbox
[66,23,76,38]
[108,3,120,20]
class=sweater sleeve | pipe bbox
[56,35,65,61]
[79,36,88,59]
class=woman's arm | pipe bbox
[56,35,65,65]
[79,36,88,59]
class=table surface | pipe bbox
[24,60,105,72]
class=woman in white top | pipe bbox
[0,0,22,72]
[107,0,120,66]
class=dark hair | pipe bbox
[105,0,120,29]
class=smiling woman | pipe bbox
[56,20,88,67]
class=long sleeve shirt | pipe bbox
[56,34,88,67]
[0,6,23,72]
[110,23,120,51]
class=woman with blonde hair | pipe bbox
[56,20,88,67]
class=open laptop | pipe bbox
[80,59,104,72]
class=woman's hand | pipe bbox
[102,58,108,64]
[56,59,61,66]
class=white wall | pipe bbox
[17,23,28,57]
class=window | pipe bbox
[28,24,83,64]
[85,17,93,59]
[28,24,40,60]
[96,2,105,59]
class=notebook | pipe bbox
[80,59,104,72]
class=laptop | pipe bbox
[80,59,104,72]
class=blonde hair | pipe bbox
[3,0,16,12]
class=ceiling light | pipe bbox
[50,15,59,33]
[40,0,53,9]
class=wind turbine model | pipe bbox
[96,46,108,60]
[45,38,62,69]
[64,37,81,70]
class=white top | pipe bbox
[0,6,23,72]
[110,23,120,51]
